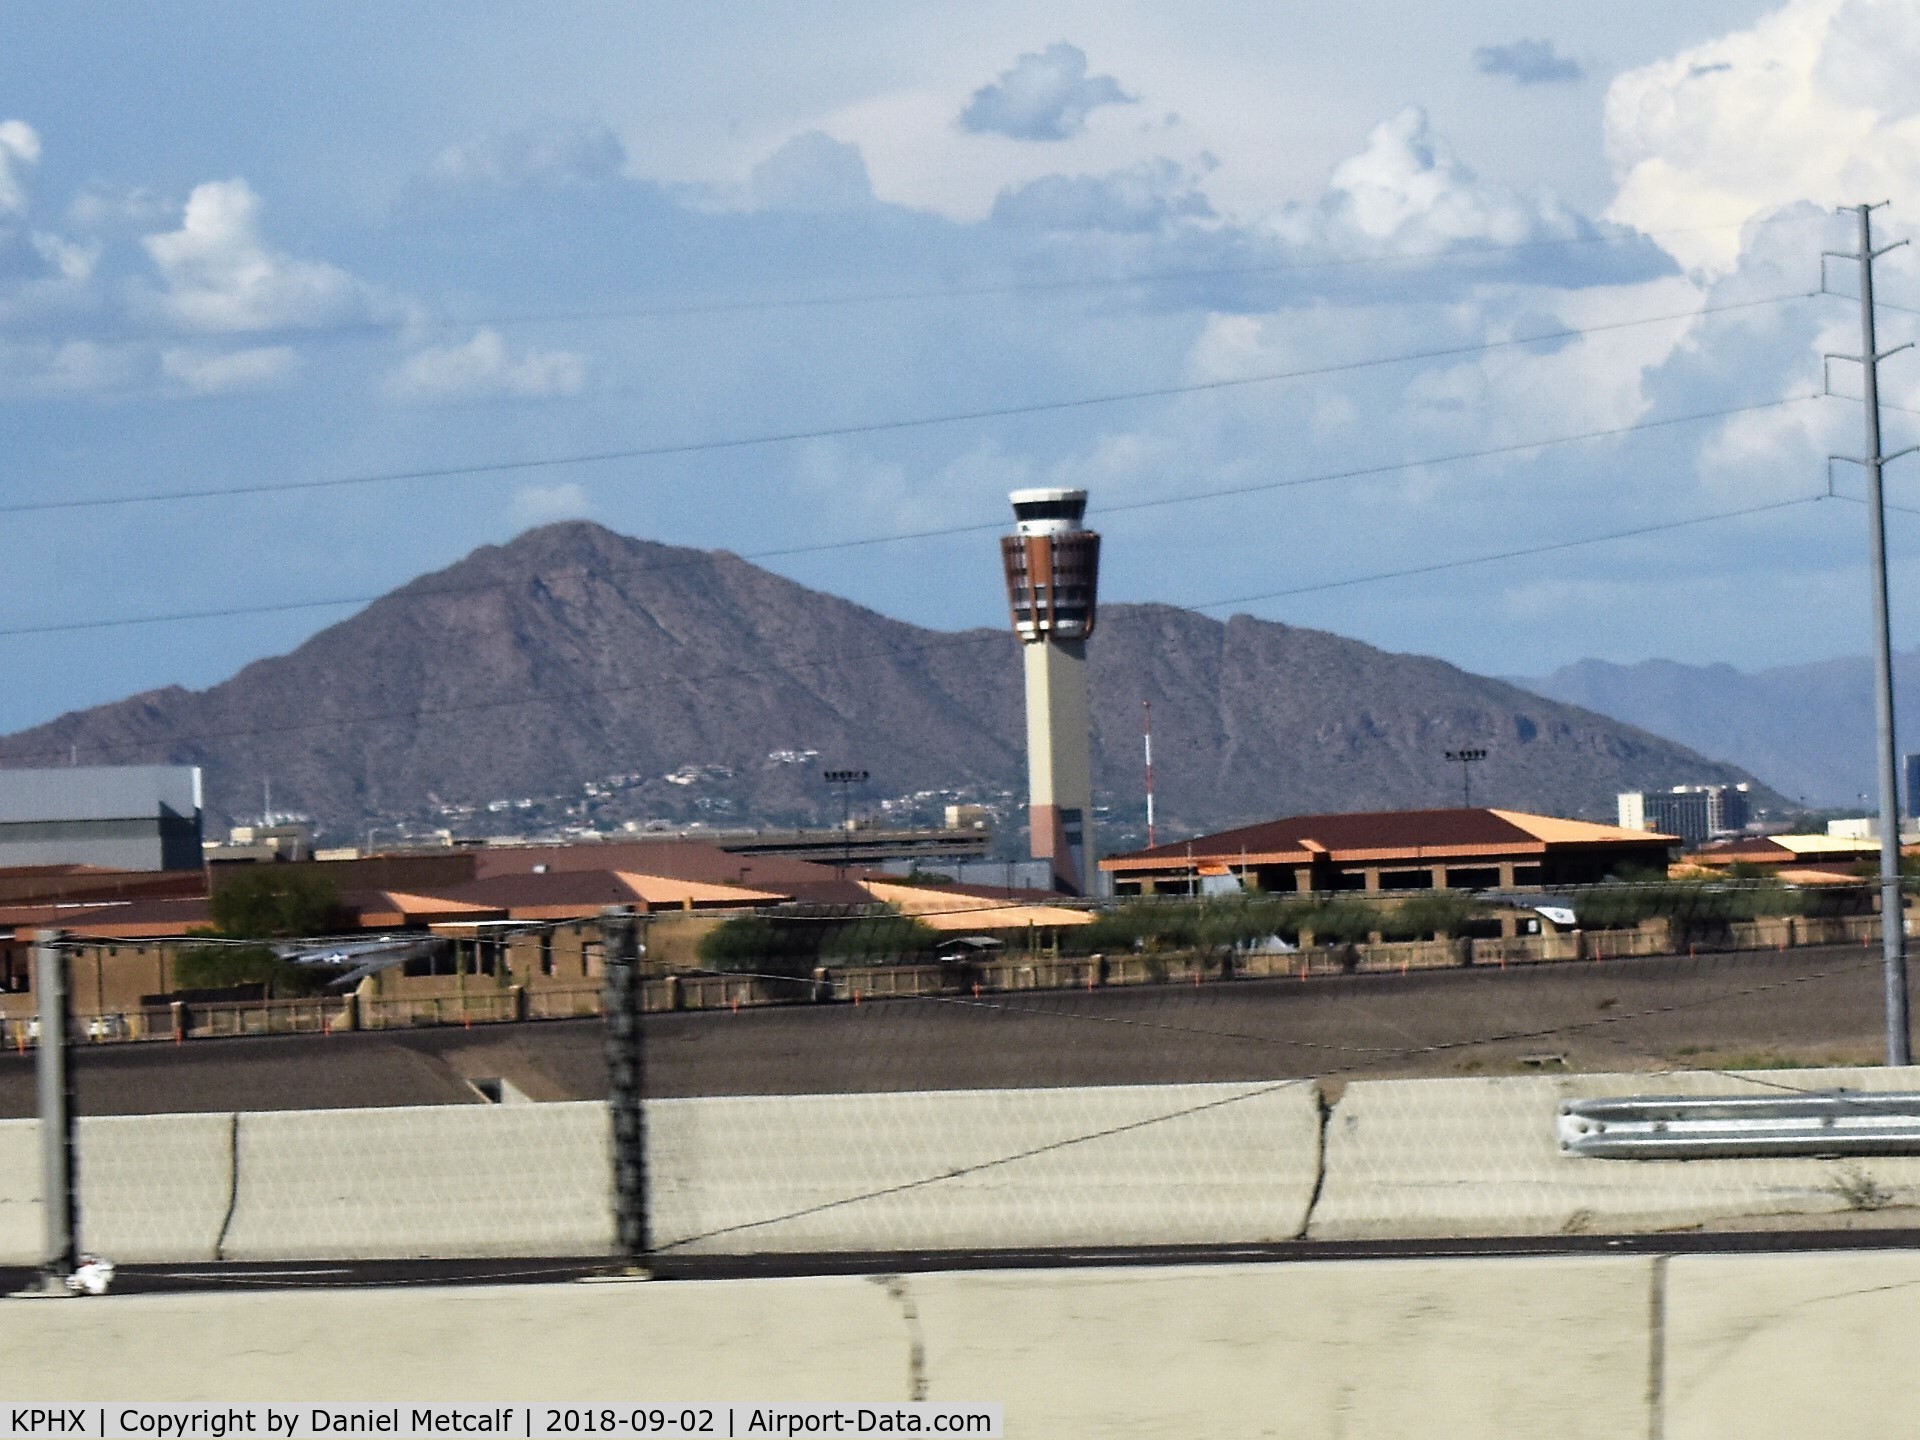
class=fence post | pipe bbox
[32,930,77,1295]
[601,907,649,1275]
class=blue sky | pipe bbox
[2,0,1919,733]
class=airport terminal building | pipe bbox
[1100,807,1681,896]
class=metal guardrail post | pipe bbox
[601,907,649,1273]
[34,930,77,1295]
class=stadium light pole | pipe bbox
[1827,203,1916,1066]
[1445,748,1488,808]
[823,769,869,875]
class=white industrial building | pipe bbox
[0,765,204,871]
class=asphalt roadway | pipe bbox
[0,943,1904,1117]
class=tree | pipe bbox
[172,943,322,997]
[209,869,340,939]
[698,908,939,975]
[1379,890,1481,941]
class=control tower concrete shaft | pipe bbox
[1000,488,1100,894]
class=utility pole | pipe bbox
[1827,203,1916,1066]
[601,908,649,1273]
[34,931,77,1295]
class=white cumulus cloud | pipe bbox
[991,158,1213,233]
[385,328,586,402]
[160,344,299,394]
[142,178,377,331]
[1604,0,1920,274]
[748,132,875,212]
[1473,39,1583,86]
[509,482,593,527]
[432,118,627,189]
[1273,107,1594,254]
[958,43,1135,142]
[0,120,42,222]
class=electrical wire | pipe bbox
[0,392,1818,640]
[0,291,1810,519]
[1187,494,1829,611]
[0,491,1845,765]
[19,214,1786,349]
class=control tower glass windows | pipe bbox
[1012,497,1087,524]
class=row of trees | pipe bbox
[696,911,941,976]
[694,891,1488,974]
[1061,891,1486,955]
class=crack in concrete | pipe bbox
[874,1275,928,1401]
[214,1112,240,1262]
[1300,1083,1331,1238]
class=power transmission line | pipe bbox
[0,292,1810,520]
[1185,494,1827,611]
[0,491,1845,765]
[0,393,1817,639]
[14,215,1786,349]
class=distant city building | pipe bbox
[1617,785,1750,849]
[204,822,315,864]
[1825,817,1920,843]
[0,765,203,872]
[944,804,993,832]
[1907,752,1920,821]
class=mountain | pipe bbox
[1512,652,1920,809]
[0,523,1774,844]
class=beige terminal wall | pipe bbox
[7,1251,1920,1440]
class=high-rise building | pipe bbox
[1617,783,1750,849]
[1906,753,1920,821]
[1000,488,1100,893]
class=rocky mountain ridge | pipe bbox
[0,523,1772,847]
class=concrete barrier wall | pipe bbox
[12,1251,1920,1438]
[0,1113,235,1265]
[1311,1064,1920,1240]
[216,1082,1323,1260]
[219,1103,614,1261]
[18,1065,1920,1264]
[651,1081,1323,1254]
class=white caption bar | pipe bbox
[0,1407,1002,1440]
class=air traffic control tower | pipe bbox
[1001,487,1100,894]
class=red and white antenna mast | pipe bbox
[1143,699,1157,849]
